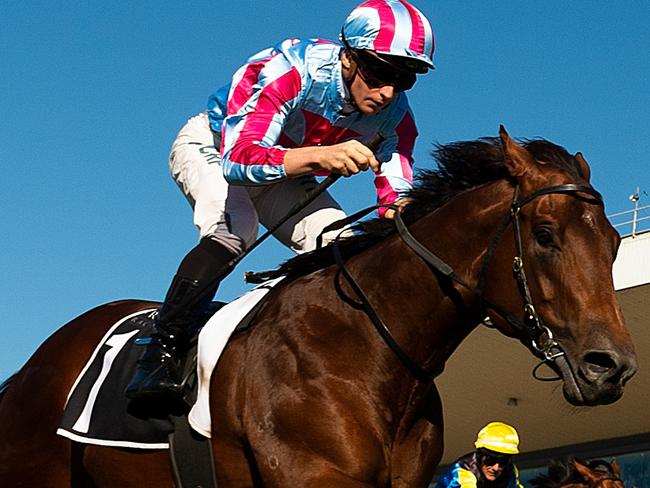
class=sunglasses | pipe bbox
[481,453,512,467]
[350,49,417,93]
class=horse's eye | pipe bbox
[534,227,554,245]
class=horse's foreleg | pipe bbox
[390,385,444,488]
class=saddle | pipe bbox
[56,303,244,488]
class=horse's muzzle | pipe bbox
[559,343,638,406]
[580,349,637,384]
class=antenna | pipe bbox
[631,186,641,237]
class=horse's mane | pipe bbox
[262,137,585,280]
[530,457,617,488]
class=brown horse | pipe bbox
[530,457,625,488]
[0,128,637,487]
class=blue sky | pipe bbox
[1,1,649,380]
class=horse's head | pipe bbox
[531,457,624,488]
[482,126,637,406]
[573,458,624,488]
[264,126,637,407]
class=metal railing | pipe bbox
[608,189,650,238]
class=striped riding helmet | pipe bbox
[341,0,435,72]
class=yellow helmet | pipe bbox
[474,422,520,455]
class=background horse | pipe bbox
[531,457,624,488]
[0,128,637,487]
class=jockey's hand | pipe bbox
[383,198,411,219]
[284,141,380,178]
[316,140,380,176]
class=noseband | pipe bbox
[327,182,604,382]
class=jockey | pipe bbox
[436,422,524,488]
[126,0,435,401]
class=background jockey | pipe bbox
[126,0,435,401]
[436,422,524,488]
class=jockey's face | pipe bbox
[479,451,511,481]
[341,50,398,115]
[480,461,505,481]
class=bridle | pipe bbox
[325,182,604,382]
[474,183,604,378]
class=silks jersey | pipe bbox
[207,38,419,209]
[436,452,524,488]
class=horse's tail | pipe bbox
[0,373,16,404]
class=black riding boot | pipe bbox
[125,275,200,400]
[125,238,237,401]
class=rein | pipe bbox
[327,182,603,382]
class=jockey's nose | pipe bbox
[379,84,395,100]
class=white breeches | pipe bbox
[169,113,346,256]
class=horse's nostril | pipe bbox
[580,348,638,387]
[581,351,619,382]
[584,351,617,372]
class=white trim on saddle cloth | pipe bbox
[56,309,169,449]
[188,276,285,437]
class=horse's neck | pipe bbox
[346,181,511,384]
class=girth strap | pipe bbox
[169,414,218,488]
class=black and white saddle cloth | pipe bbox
[57,278,282,449]
[57,309,182,449]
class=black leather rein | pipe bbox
[328,183,604,383]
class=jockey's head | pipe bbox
[474,421,520,481]
[340,0,434,112]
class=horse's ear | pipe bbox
[574,152,591,182]
[499,125,535,178]
[610,458,621,477]
[573,459,598,483]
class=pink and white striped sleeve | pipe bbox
[221,51,303,185]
